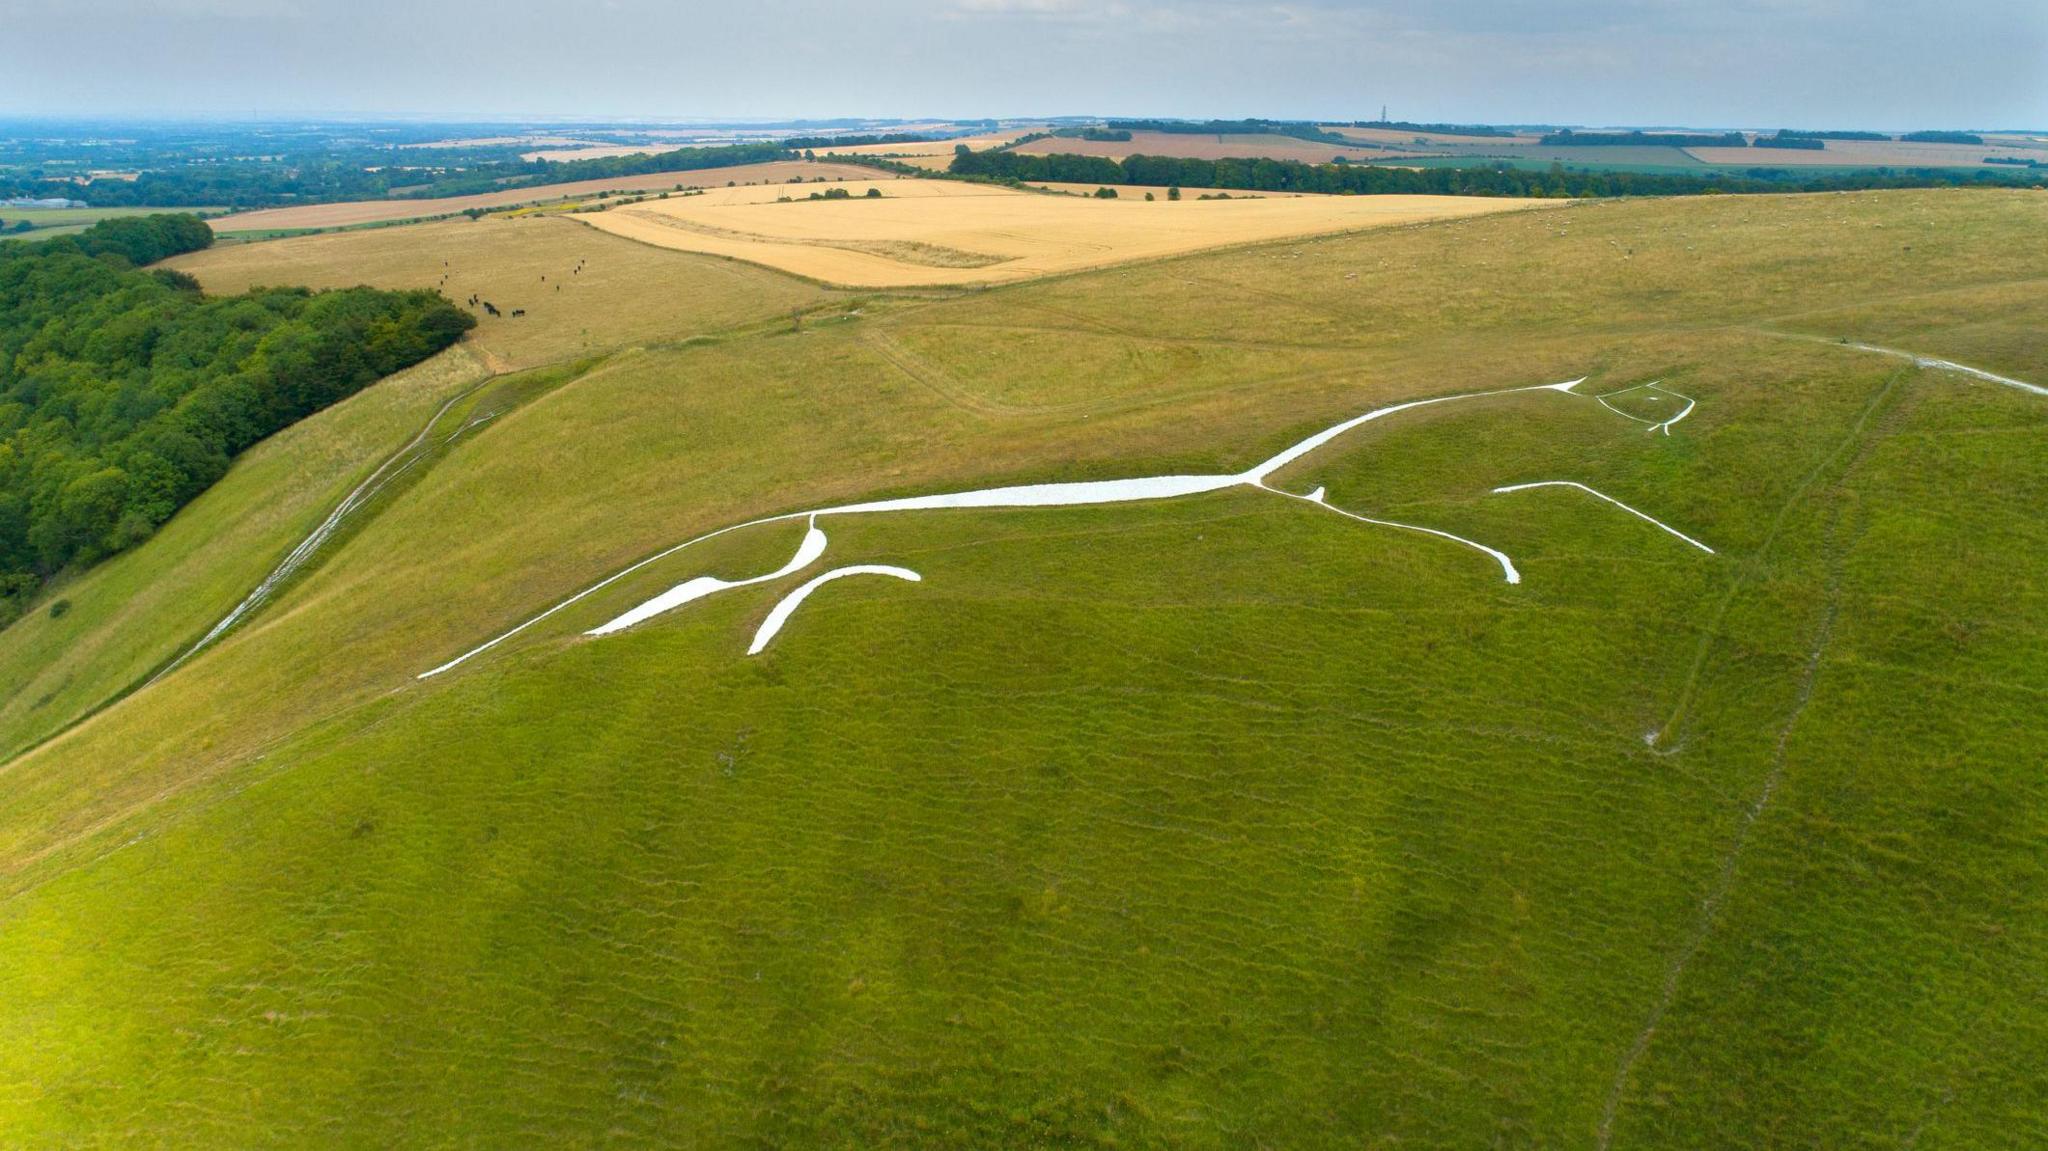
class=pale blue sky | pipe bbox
[2,0,2042,128]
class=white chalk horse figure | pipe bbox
[421,376,1716,677]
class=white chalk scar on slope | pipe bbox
[1597,380,1697,437]
[1490,481,1716,554]
[420,377,1593,678]
[748,566,922,655]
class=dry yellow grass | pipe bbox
[168,215,830,370]
[574,178,1548,287]
[211,161,892,232]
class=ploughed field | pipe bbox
[1,188,2045,1147]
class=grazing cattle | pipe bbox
[483,302,500,317]
[511,308,525,317]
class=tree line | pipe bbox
[1539,130,1749,148]
[1106,120,1358,146]
[949,149,2047,199]
[0,141,805,211]
[1344,120,1517,138]
[0,215,473,618]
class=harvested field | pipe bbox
[1012,130,1385,164]
[209,161,892,232]
[575,178,1544,287]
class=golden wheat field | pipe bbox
[210,161,892,232]
[572,177,1547,287]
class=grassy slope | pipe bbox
[0,220,834,765]
[0,345,492,762]
[0,189,2044,1145]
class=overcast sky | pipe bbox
[2,0,2043,128]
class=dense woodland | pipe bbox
[0,215,472,617]
[948,149,2045,197]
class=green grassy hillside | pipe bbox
[1,189,2043,1146]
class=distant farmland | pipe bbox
[209,161,890,233]
[1012,130,1387,165]
[823,126,1053,170]
[573,178,1543,287]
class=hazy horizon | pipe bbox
[2,0,2042,130]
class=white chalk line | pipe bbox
[589,521,825,635]
[747,566,922,655]
[1596,380,1696,436]
[1259,482,1521,584]
[1491,481,1716,554]
[417,377,1586,678]
[1649,391,1696,436]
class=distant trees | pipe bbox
[1754,135,1826,150]
[1539,129,1748,148]
[1094,187,1118,198]
[782,133,942,150]
[0,215,472,618]
[1347,119,1516,138]
[1900,131,1985,145]
[1108,119,1355,146]
[1777,129,1890,141]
